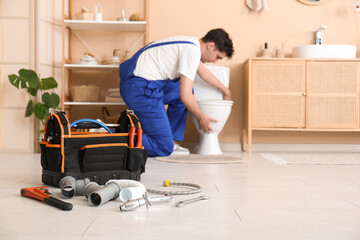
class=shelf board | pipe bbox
[64,64,119,70]
[65,20,147,31]
[64,102,125,106]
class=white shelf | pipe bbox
[65,20,147,31]
[64,102,125,106]
[64,64,119,70]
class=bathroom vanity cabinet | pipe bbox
[243,58,360,153]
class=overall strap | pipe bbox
[142,40,197,52]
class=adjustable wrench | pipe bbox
[175,195,210,208]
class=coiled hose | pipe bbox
[147,179,201,195]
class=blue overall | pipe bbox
[119,41,197,157]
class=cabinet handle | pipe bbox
[302,93,307,96]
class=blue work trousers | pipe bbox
[119,41,194,157]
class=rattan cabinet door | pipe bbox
[252,61,306,128]
[306,62,359,129]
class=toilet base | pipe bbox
[196,132,222,155]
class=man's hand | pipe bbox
[222,87,232,100]
[198,114,218,133]
[197,62,232,101]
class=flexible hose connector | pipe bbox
[84,180,147,207]
[147,180,201,195]
[59,176,90,198]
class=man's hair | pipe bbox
[201,28,234,59]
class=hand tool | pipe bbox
[20,186,73,211]
[120,193,172,212]
[175,195,210,208]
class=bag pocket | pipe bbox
[80,143,128,172]
[40,141,48,169]
[126,148,148,173]
[44,143,62,171]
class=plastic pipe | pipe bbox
[107,179,147,202]
[88,182,120,207]
[59,176,90,198]
[84,180,147,207]
[84,182,103,199]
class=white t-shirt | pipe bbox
[133,36,201,81]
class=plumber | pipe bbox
[119,28,234,157]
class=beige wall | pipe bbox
[0,0,35,152]
[148,0,360,144]
[0,0,63,152]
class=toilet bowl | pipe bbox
[190,66,233,155]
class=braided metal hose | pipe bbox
[147,180,201,195]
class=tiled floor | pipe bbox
[0,144,359,240]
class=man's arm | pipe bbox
[179,74,217,133]
[196,62,232,100]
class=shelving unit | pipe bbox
[61,0,149,121]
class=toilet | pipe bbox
[190,65,233,155]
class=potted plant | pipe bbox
[8,68,60,126]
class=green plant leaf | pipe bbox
[51,93,60,108]
[42,92,60,109]
[25,100,34,117]
[18,69,39,89]
[40,77,58,90]
[20,78,28,89]
[8,74,20,89]
[34,103,49,122]
[27,87,38,96]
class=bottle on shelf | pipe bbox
[95,3,102,21]
[261,42,272,58]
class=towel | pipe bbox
[105,96,123,103]
[246,0,268,12]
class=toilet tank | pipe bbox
[193,65,230,101]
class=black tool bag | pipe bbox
[40,109,148,187]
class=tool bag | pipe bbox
[40,109,148,187]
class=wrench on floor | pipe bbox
[175,195,210,208]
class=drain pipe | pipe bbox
[87,182,120,207]
[59,176,90,198]
[108,180,147,202]
[85,180,147,207]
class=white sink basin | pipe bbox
[292,45,357,59]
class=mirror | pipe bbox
[297,0,329,6]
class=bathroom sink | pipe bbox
[292,45,357,59]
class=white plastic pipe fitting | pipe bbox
[108,179,147,202]
[84,179,147,207]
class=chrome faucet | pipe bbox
[315,25,327,45]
